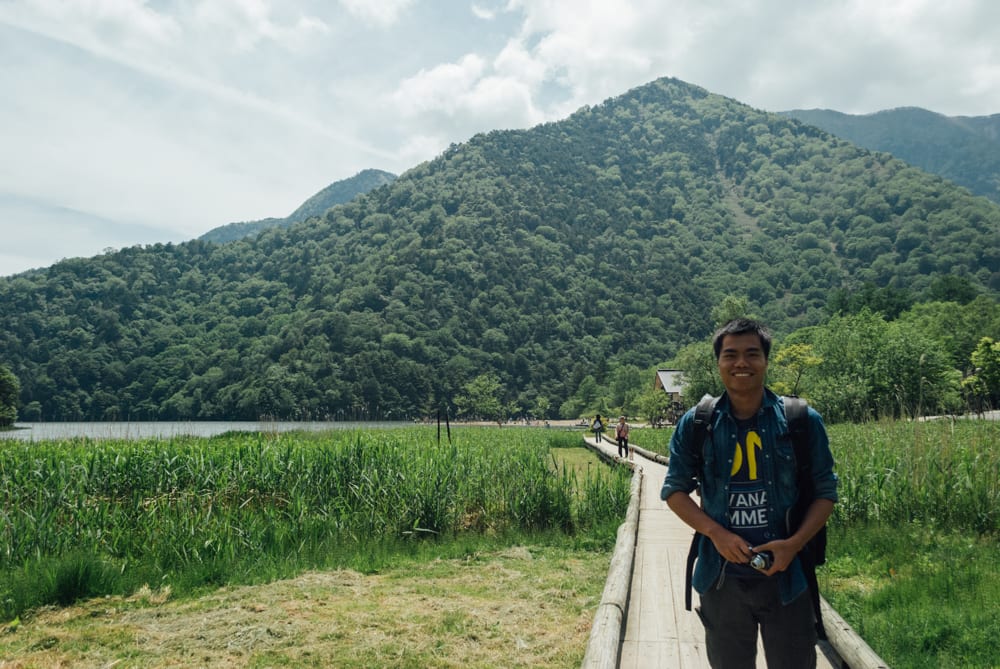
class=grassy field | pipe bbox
[819,418,1000,668]
[2,419,998,667]
[630,426,674,456]
[0,428,629,618]
[0,544,613,668]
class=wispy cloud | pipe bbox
[338,0,415,27]
[471,4,497,20]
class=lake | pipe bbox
[0,421,416,442]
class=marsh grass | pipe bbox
[829,418,999,533]
[0,427,629,619]
[630,427,675,457]
[821,418,1000,668]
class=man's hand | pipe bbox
[749,539,798,575]
[707,526,754,565]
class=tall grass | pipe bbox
[629,427,675,457]
[0,427,629,619]
[829,418,1000,533]
[822,418,1000,668]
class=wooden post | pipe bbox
[821,597,891,668]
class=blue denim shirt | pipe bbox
[661,389,838,605]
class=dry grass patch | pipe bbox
[0,545,609,668]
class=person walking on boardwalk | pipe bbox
[615,415,630,459]
[591,414,605,443]
[661,318,838,669]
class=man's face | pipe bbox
[717,332,768,395]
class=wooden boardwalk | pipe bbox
[586,436,845,669]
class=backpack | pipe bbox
[683,394,828,639]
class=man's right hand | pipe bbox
[667,492,752,564]
[706,526,753,564]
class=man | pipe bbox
[661,318,838,669]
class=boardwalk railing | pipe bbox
[581,445,641,669]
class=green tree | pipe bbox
[927,274,979,305]
[636,385,673,427]
[454,373,505,425]
[770,343,822,397]
[969,337,1000,408]
[711,294,754,327]
[796,310,961,421]
[0,364,20,427]
[607,364,643,416]
[532,395,551,420]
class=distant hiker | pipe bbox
[661,318,838,668]
[615,415,630,459]
[591,414,604,443]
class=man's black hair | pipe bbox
[712,318,772,360]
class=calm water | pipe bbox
[0,421,415,442]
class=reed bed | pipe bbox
[629,427,675,457]
[0,427,630,619]
[828,418,1000,533]
[821,417,1000,668]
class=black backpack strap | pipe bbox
[684,533,699,612]
[782,395,808,467]
[782,395,827,640]
[684,394,718,611]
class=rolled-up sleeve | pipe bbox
[660,410,700,501]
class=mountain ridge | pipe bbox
[779,107,1000,204]
[197,168,397,244]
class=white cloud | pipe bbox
[338,0,415,27]
[3,0,1000,275]
[395,134,451,168]
[465,75,543,127]
[393,54,488,116]
[190,0,330,53]
[471,4,497,20]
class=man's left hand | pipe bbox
[751,539,799,575]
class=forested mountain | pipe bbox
[1,77,998,422]
[780,107,1000,204]
[198,169,397,243]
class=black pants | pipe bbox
[699,575,817,669]
[617,436,628,457]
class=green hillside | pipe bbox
[1,77,998,422]
[780,107,1000,204]
[198,168,397,243]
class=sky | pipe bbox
[2,0,999,277]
